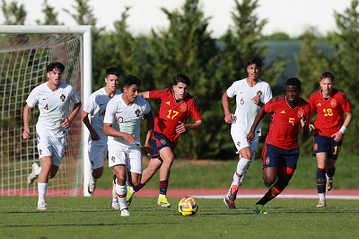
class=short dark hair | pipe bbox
[247,57,262,68]
[47,62,65,73]
[173,74,191,86]
[106,67,121,77]
[123,75,141,88]
[286,77,301,92]
[320,71,335,81]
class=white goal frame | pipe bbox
[0,25,92,197]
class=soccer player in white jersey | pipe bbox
[82,67,122,208]
[222,57,272,209]
[23,62,82,210]
[103,75,154,216]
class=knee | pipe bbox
[263,173,276,185]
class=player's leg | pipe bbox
[157,146,174,208]
[224,133,257,209]
[325,138,342,192]
[254,146,298,214]
[87,145,107,194]
[316,152,327,207]
[109,148,129,216]
[125,148,142,207]
[325,158,336,192]
[37,156,52,210]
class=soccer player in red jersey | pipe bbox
[248,77,311,214]
[127,74,203,207]
[308,72,353,208]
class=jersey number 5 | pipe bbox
[167,110,179,119]
[289,117,294,126]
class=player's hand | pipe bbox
[247,131,255,142]
[144,143,153,156]
[123,133,136,144]
[251,95,262,106]
[224,113,234,123]
[309,124,315,132]
[175,121,188,134]
[61,117,72,129]
[90,131,101,141]
[331,131,343,142]
[300,115,307,127]
[22,128,31,139]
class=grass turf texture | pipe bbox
[97,154,359,190]
[1,196,359,239]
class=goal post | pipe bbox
[0,25,92,197]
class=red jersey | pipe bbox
[264,96,311,149]
[308,88,352,137]
[149,88,202,147]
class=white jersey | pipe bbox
[104,94,152,148]
[227,78,272,136]
[83,87,122,146]
[26,81,81,137]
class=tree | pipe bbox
[63,0,105,88]
[141,0,220,159]
[215,0,288,158]
[36,0,62,25]
[1,0,26,25]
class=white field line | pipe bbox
[191,194,359,200]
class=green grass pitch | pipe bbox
[1,196,359,239]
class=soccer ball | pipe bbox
[178,197,198,217]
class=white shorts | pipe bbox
[230,131,259,162]
[108,146,142,174]
[88,144,108,169]
[36,131,66,167]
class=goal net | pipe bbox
[0,26,92,197]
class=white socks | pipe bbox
[116,184,127,210]
[38,182,48,203]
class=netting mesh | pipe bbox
[0,33,84,196]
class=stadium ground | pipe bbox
[93,188,359,200]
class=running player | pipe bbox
[23,62,81,210]
[127,74,203,208]
[103,75,154,216]
[82,67,122,209]
[248,77,311,214]
[308,72,353,208]
[222,56,272,209]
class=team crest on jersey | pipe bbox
[331,99,337,107]
[180,102,187,112]
[266,157,270,165]
[135,109,141,117]
[314,143,318,151]
[160,139,166,145]
[111,156,115,163]
[257,91,262,97]
[297,108,304,118]
[60,94,66,102]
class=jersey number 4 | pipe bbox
[44,104,49,110]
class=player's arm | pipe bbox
[222,92,234,123]
[176,119,203,134]
[247,107,266,142]
[22,104,32,139]
[81,111,100,141]
[138,91,150,99]
[331,110,353,142]
[144,114,154,155]
[103,123,136,144]
[62,101,82,129]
